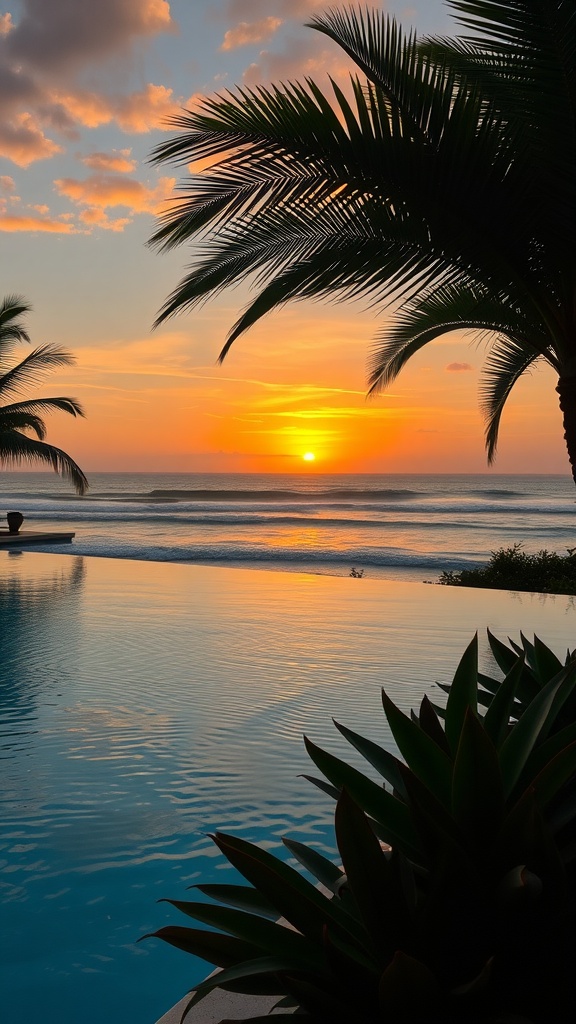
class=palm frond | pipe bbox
[0,294,32,352]
[0,411,46,439]
[368,283,552,393]
[480,339,551,463]
[0,432,88,495]
[0,345,76,402]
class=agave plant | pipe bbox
[148,633,576,1023]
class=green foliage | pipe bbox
[0,294,88,495]
[148,633,576,1023]
[438,544,576,595]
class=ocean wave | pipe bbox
[23,537,484,571]
[146,488,425,501]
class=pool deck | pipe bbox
[156,987,279,1023]
[0,530,75,546]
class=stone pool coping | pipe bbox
[156,986,279,1023]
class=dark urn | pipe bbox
[7,511,24,534]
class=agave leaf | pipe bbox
[333,719,408,797]
[161,900,323,966]
[418,695,451,754]
[547,786,576,835]
[303,737,421,860]
[381,691,453,808]
[509,637,524,658]
[279,971,355,1020]
[321,922,382,979]
[211,831,370,949]
[144,925,260,966]
[520,632,537,672]
[500,663,576,797]
[533,635,564,684]
[282,837,344,893]
[487,629,518,674]
[399,767,465,867]
[521,720,576,784]
[514,741,576,816]
[496,788,558,876]
[335,789,410,963]
[378,951,443,1019]
[483,654,525,749]
[301,774,342,801]
[444,633,478,754]
[190,955,320,1005]
[451,708,504,842]
[477,672,500,695]
[191,883,277,919]
[476,690,495,712]
[270,994,298,1009]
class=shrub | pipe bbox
[437,545,576,595]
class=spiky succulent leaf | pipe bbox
[443,634,479,753]
[210,831,370,950]
[282,837,345,894]
[381,691,453,808]
[190,883,277,919]
[333,718,408,797]
[303,736,420,859]
[451,708,504,843]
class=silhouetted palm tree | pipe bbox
[0,295,88,495]
[149,1,576,480]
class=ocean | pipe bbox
[0,471,573,581]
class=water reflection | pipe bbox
[0,554,85,742]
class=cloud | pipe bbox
[50,83,182,134]
[80,150,136,173]
[0,212,76,233]
[78,208,133,232]
[0,112,62,166]
[0,13,13,36]
[222,1,326,20]
[0,174,15,192]
[53,172,176,215]
[446,362,474,372]
[242,34,353,86]
[2,0,175,75]
[0,2,180,166]
[221,17,283,50]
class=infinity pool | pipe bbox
[1,551,574,1024]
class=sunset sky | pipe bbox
[0,0,568,476]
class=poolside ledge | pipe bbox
[156,985,279,1023]
[0,530,75,546]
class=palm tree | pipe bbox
[149,1,576,480]
[0,295,88,495]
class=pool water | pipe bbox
[1,551,574,1024]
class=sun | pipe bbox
[302,452,316,462]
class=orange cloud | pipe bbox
[4,0,175,74]
[114,83,182,132]
[78,208,132,232]
[242,36,353,86]
[0,175,16,192]
[0,213,75,233]
[0,12,13,36]
[446,362,474,372]
[81,150,136,173]
[0,113,62,167]
[53,172,176,214]
[221,17,283,50]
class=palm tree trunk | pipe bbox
[556,376,576,485]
